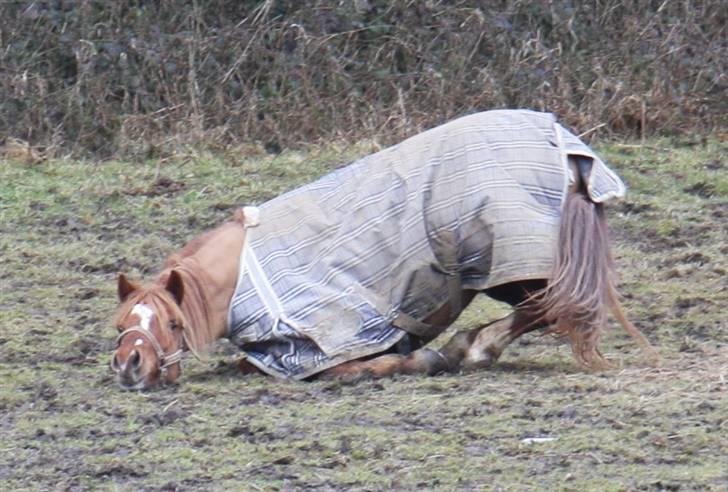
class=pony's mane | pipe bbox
[159,259,218,356]
[165,212,247,267]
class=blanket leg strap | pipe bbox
[392,274,462,341]
[392,312,439,339]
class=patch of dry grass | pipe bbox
[1,1,725,157]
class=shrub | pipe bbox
[1,0,725,157]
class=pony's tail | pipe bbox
[532,192,616,369]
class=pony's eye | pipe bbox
[169,321,179,330]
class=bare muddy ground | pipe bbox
[1,140,726,491]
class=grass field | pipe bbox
[1,137,726,491]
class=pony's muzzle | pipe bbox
[111,349,145,388]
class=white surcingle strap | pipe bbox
[228,205,304,337]
[228,206,260,330]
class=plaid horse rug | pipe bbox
[227,110,626,379]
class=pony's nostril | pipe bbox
[130,349,142,371]
[111,354,121,372]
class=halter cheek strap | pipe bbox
[116,304,184,379]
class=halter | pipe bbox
[115,304,184,380]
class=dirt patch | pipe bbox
[123,176,187,197]
[615,200,654,215]
[703,159,723,171]
[683,181,717,198]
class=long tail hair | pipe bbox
[532,191,617,368]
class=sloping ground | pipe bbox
[0,138,726,490]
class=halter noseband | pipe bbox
[115,304,184,380]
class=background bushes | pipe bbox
[1,0,725,157]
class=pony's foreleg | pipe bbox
[320,349,451,380]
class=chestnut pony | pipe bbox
[111,121,657,390]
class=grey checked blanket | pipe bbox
[227,110,625,379]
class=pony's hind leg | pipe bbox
[438,310,541,371]
[320,310,540,380]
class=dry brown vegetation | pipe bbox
[1,0,726,158]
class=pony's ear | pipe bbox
[165,269,184,305]
[117,273,138,303]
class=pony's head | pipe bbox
[111,271,187,390]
